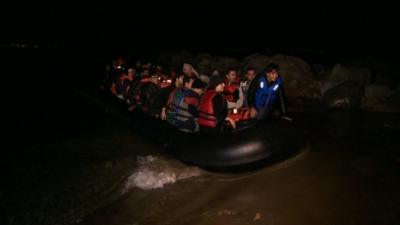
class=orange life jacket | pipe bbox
[223,78,240,103]
[198,90,218,128]
[227,107,251,122]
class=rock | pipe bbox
[268,55,314,81]
[213,56,242,75]
[267,55,319,100]
[156,52,179,67]
[387,90,400,107]
[105,161,113,170]
[196,53,214,75]
[347,58,400,87]
[177,51,197,68]
[312,64,331,80]
[321,64,372,94]
[218,209,236,216]
[242,53,270,73]
[156,52,197,69]
[364,85,395,107]
[322,81,364,108]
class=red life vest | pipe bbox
[227,107,251,122]
[198,90,218,128]
[223,78,240,103]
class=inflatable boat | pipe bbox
[76,89,305,169]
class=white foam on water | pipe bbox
[122,155,203,192]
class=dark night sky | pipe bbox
[2,1,400,54]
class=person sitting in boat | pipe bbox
[110,68,132,99]
[247,63,290,120]
[182,63,200,78]
[223,69,244,109]
[155,73,185,119]
[123,68,138,103]
[165,77,205,132]
[128,73,160,113]
[191,78,206,97]
[240,67,257,107]
[198,76,236,133]
[103,57,125,90]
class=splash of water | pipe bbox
[122,155,203,192]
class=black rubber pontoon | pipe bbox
[77,89,305,169]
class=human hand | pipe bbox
[249,107,258,118]
[225,117,236,129]
[160,108,167,120]
[281,115,293,122]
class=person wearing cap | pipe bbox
[198,76,236,133]
[247,63,289,120]
[166,77,205,132]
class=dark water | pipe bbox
[2,47,400,225]
[82,110,400,225]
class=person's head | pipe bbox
[150,74,160,85]
[182,63,193,76]
[118,70,127,78]
[135,60,141,68]
[142,62,151,70]
[265,63,279,82]
[209,75,225,93]
[114,57,125,68]
[225,69,238,82]
[215,82,225,93]
[161,73,168,80]
[191,78,206,95]
[169,68,177,78]
[141,69,150,77]
[127,68,136,78]
[245,67,257,81]
[211,68,220,77]
[183,76,195,89]
[175,74,185,87]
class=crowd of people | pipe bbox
[102,57,290,133]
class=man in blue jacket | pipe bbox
[247,63,291,121]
